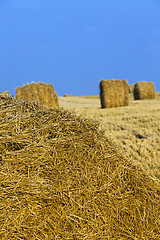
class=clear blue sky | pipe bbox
[0,0,160,96]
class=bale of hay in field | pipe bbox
[100,79,129,108]
[16,82,59,108]
[129,84,135,93]
[0,91,10,98]
[134,81,155,100]
[0,97,160,239]
[64,94,72,97]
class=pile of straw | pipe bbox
[100,79,129,108]
[16,82,59,108]
[0,96,160,239]
[128,84,135,94]
[134,81,155,100]
[0,91,10,98]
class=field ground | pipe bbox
[59,93,160,180]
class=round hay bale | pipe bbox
[0,97,160,239]
[134,81,155,100]
[64,94,72,97]
[129,84,135,93]
[100,79,129,108]
[16,82,59,108]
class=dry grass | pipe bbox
[59,93,160,180]
[1,95,160,239]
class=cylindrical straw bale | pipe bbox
[16,82,59,108]
[100,79,129,108]
[134,81,155,100]
[64,94,72,97]
[129,84,135,93]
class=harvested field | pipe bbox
[0,95,160,239]
[59,93,160,180]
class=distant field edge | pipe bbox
[59,95,100,99]
[58,93,160,100]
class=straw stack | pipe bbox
[100,79,129,108]
[64,94,72,97]
[134,81,155,100]
[0,96,159,239]
[129,84,135,93]
[16,82,59,108]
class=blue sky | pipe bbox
[0,0,160,96]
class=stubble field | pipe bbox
[59,93,160,180]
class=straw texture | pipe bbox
[0,96,159,239]
[16,82,59,108]
[100,79,129,108]
[134,81,155,100]
[129,84,135,94]
[0,91,10,98]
